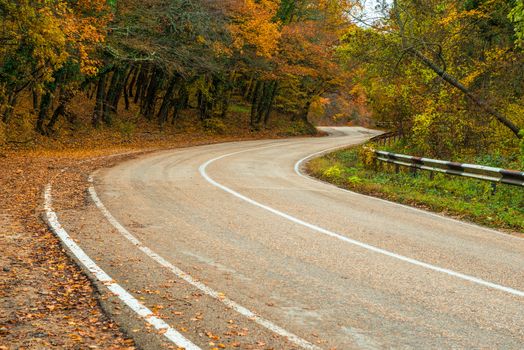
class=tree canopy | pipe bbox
[1,0,523,163]
[339,0,524,158]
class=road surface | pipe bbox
[54,127,524,349]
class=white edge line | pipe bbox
[87,176,321,350]
[294,144,524,241]
[198,144,524,298]
[44,184,201,350]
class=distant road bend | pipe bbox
[56,127,523,349]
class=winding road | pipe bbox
[53,127,523,349]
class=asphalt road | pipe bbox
[56,127,524,349]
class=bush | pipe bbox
[203,117,227,134]
[358,146,375,167]
[6,112,34,142]
[0,121,6,146]
[229,104,250,114]
[115,119,136,140]
[322,164,343,179]
[283,120,317,136]
[520,130,524,168]
[347,175,363,185]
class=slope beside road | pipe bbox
[50,127,523,349]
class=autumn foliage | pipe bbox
[1,0,522,159]
[339,0,524,162]
[0,0,361,143]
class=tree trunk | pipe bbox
[263,81,278,127]
[102,70,117,125]
[301,100,312,122]
[197,77,214,121]
[171,84,188,124]
[220,72,236,119]
[92,74,107,128]
[134,64,149,104]
[141,66,163,119]
[46,103,65,132]
[87,83,96,100]
[46,78,80,133]
[36,92,53,134]
[221,88,232,119]
[127,65,138,97]
[32,89,39,115]
[257,81,279,126]
[255,82,269,125]
[244,76,254,99]
[408,49,521,138]
[2,93,18,123]
[250,80,263,128]
[157,74,180,126]
[123,65,135,110]
[111,67,128,112]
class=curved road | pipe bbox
[56,127,523,349]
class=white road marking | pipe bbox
[88,177,321,350]
[44,184,201,350]
[294,146,524,241]
[199,146,524,297]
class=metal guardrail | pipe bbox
[374,121,396,128]
[375,151,524,187]
[369,131,401,145]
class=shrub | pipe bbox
[520,130,524,168]
[0,121,6,146]
[322,164,343,179]
[203,118,227,134]
[347,175,363,185]
[284,120,317,136]
[358,146,375,167]
[115,119,136,140]
[229,104,250,114]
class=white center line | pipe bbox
[88,176,321,350]
[198,145,524,298]
[294,146,524,241]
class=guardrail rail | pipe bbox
[369,131,402,146]
[374,150,524,187]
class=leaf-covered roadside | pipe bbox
[306,148,524,235]
[0,128,310,349]
[0,153,137,349]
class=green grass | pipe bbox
[229,104,251,114]
[307,148,524,233]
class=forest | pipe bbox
[1,0,523,161]
[2,1,524,348]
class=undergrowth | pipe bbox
[307,147,524,233]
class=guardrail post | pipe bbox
[395,164,400,174]
[491,182,497,196]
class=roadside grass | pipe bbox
[307,148,524,233]
[228,103,251,114]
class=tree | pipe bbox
[339,0,524,157]
[0,0,109,133]
[509,0,524,47]
[390,0,522,138]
